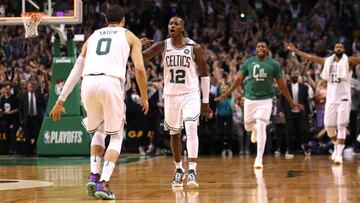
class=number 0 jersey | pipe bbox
[83,27,130,82]
[162,38,199,95]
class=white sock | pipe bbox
[189,162,197,171]
[175,161,184,171]
[336,144,345,157]
[99,161,115,182]
[186,134,199,158]
[333,144,338,154]
[256,120,267,160]
[90,155,102,174]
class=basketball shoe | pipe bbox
[186,169,199,188]
[86,173,100,197]
[254,158,263,169]
[334,155,343,165]
[172,168,185,187]
[331,145,338,161]
[95,181,115,200]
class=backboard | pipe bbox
[0,0,82,25]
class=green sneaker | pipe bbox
[172,168,185,187]
[186,169,199,188]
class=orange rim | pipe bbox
[21,12,44,20]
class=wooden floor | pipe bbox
[0,154,359,202]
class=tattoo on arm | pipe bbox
[349,56,360,66]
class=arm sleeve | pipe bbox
[200,76,210,103]
[58,56,85,102]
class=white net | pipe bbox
[22,12,43,38]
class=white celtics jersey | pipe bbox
[83,27,130,82]
[325,61,351,104]
[162,38,199,95]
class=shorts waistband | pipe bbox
[84,73,124,84]
[85,73,106,76]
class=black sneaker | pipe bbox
[172,168,185,187]
[186,169,199,188]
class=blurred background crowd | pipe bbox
[0,0,359,157]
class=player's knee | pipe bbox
[326,127,336,138]
[107,132,123,154]
[91,131,106,148]
[337,126,346,139]
[245,122,254,132]
[255,119,266,130]
[185,121,198,137]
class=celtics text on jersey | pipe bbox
[162,38,199,95]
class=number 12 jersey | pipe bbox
[162,38,199,95]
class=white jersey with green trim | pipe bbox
[83,27,130,82]
[324,60,351,104]
[162,38,199,95]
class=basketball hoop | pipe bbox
[21,12,43,38]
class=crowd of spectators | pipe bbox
[0,0,359,157]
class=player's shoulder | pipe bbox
[267,57,281,67]
[244,56,257,64]
[89,27,107,38]
[164,37,171,43]
[186,38,197,46]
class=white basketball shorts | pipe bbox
[81,75,125,135]
[164,91,200,134]
[244,98,273,131]
[324,101,351,128]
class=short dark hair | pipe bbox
[106,5,125,23]
[334,42,344,47]
[257,40,268,47]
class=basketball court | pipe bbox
[0,155,359,202]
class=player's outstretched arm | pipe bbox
[140,38,154,47]
[50,40,88,121]
[142,41,165,62]
[276,78,304,111]
[215,72,245,101]
[126,30,149,115]
[349,56,360,66]
[194,44,212,119]
[283,42,325,65]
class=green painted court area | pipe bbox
[0,155,154,166]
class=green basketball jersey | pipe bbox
[240,56,283,100]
